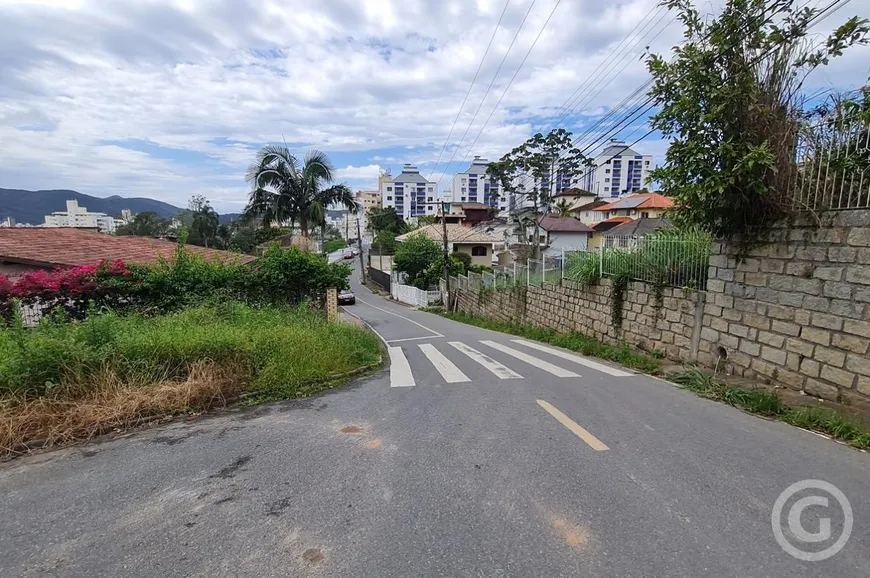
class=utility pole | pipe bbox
[356,212,366,284]
[441,201,451,308]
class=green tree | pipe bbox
[488,129,587,258]
[451,250,472,271]
[242,146,357,238]
[393,233,442,289]
[368,207,406,235]
[186,195,220,248]
[550,198,573,217]
[371,230,398,254]
[646,0,868,242]
[116,212,170,237]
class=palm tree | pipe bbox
[242,146,357,240]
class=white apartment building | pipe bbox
[43,200,120,233]
[450,156,509,213]
[380,164,438,221]
[575,139,653,198]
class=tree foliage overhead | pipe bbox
[646,0,868,242]
[241,146,357,237]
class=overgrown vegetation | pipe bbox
[1,245,351,321]
[671,367,870,450]
[646,0,868,243]
[0,303,381,454]
[324,238,348,253]
[428,310,661,374]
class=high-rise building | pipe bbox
[43,200,120,233]
[450,156,507,213]
[575,139,653,198]
[380,164,438,221]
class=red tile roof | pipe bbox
[537,215,593,233]
[0,228,257,268]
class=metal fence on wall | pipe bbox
[783,98,870,211]
[601,235,710,290]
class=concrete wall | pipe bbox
[455,209,870,406]
[545,232,589,254]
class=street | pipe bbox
[1,264,868,577]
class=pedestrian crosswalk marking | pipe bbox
[479,341,580,378]
[448,342,523,379]
[511,340,633,377]
[418,343,471,383]
[388,346,415,387]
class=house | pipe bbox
[588,217,632,250]
[597,192,673,220]
[395,224,501,267]
[571,199,610,226]
[435,203,495,227]
[536,215,594,255]
[0,228,257,280]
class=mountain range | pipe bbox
[0,188,239,224]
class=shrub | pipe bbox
[393,233,442,289]
[324,239,348,253]
[246,245,351,304]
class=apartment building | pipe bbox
[380,164,438,221]
[575,139,653,198]
[449,156,508,213]
[43,200,121,233]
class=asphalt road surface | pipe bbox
[1,264,869,577]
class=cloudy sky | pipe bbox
[1,0,868,212]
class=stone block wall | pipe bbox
[698,210,870,404]
[455,278,703,363]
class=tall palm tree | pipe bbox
[242,146,357,239]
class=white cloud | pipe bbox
[0,0,868,212]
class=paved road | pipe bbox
[1,265,869,577]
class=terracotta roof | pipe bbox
[553,187,595,198]
[603,218,673,237]
[0,228,257,268]
[537,215,593,233]
[396,224,500,244]
[598,193,673,212]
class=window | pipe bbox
[386,196,393,201]
[644,160,650,165]
[427,197,433,202]
[461,197,466,201]
[461,187,466,192]
[428,187,433,192]
[605,178,610,182]
[471,246,487,257]
[605,160,611,164]
[387,186,393,191]
[641,211,650,219]
[605,169,610,174]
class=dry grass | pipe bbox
[0,362,247,456]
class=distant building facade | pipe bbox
[450,156,507,213]
[380,164,438,221]
[575,139,653,198]
[43,200,122,233]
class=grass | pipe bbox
[422,308,661,374]
[671,367,870,451]
[0,302,382,454]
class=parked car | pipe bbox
[343,249,354,259]
[338,289,355,305]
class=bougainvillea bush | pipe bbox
[0,246,350,323]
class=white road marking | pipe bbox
[448,342,522,379]
[356,298,443,338]
[388,346,415,388]
[339,306,387,344]
[479,341,579,378]
[510,340,633,377]
[418,344,470,383]
[386,336,442,344]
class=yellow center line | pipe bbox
[536,400,609,452]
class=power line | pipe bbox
[433,0,540,184]
[512,0,849,199]
[427,0,513,181]
[533,2,666,133]
[438,0,564,190]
